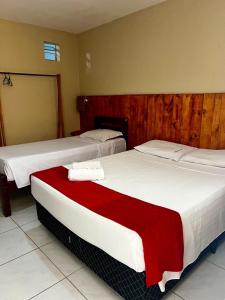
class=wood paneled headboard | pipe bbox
[78,93,225,150]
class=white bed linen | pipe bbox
[0,136,126,188]
[31,150,225,291]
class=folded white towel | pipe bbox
[72,160,101,170]
[68,168,105,181]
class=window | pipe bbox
[43,42,60,61]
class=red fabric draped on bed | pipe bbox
[32,166,184,287]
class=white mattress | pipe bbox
[31,150,225,291]
[0,136,126,188]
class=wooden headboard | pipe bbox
[95,116,128,144]
[78,93,225,150]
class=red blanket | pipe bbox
[32,166,183,287]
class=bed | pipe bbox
[31,145,225,300]
[0,116,128,217]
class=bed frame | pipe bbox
[0,116,128,217]
[36,201,224,300]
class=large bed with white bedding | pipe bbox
[0,116,128,217]
[31,145,225,299]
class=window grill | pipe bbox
[44,42,60,62]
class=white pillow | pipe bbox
[80,129,123,142]
[134,140,195,161]
[181,149,225,167]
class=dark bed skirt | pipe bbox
[36,201,225,300]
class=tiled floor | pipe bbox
[1,192,225,300]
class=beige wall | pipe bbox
[0,19,80,145]
[78,0,225,95]
[2,0,225,145]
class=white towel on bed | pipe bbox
[72,160,101,170]
[68,168,105,181]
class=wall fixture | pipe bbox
[85,52,92,71]
[77,96,89,112]
[3,74,13,86]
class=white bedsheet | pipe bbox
[31,150,225,291]
[0,136,126,188]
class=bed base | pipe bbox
[36,201,224,300]
[0,174,17,217]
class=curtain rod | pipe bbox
[0,71,59,77]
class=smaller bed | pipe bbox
[0,116,128,217]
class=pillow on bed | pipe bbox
[134,140,195,161]
[180,149,225,167]
[80,129,123,142]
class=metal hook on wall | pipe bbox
[2,74,13,87]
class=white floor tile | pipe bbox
[41,240,84,276]
[11,204,37,226]
[0,216,17,234]
[0,227,37,265]
[32,278,85,300]
[21,219,55,247]
[68,267,123,300]
[11,191,35,212]
[174,260,225,300]
[163,292,184,300]
[207,239,225,269]
[0,249,64,300]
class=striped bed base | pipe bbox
[36,201,224,300]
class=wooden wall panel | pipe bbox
[200,94,216,149]
[79,93,225,150]
[146,95,155,141]
[128,95,148,146]
[171,95,183,143]
[188,95,203,147]
[219,95,225,149]
[210,95,221,149]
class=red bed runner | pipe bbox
[32,166,184,287]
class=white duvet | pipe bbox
[0,136,126,188]
[31,150,225,291]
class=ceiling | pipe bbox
[0,0,166,34]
